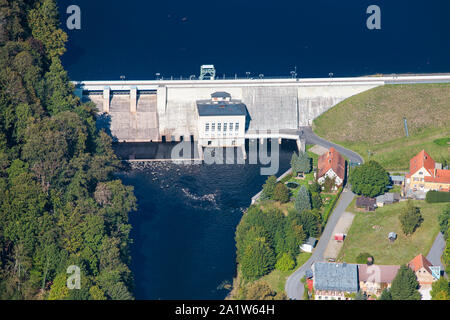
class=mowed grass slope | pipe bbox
[338,201,446,265]
[313,84,450,170]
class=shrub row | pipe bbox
[322,187,343,223]
[426,191,450,203]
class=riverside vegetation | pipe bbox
[0,0,137,300]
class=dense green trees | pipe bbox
[438,204,450,237]
[261,176,277,200]
[290,152,311,176]
[430,277,449,300]
[275,253,295,272]
[0,0,137,300]
[389,265,421,300]
[399,201,423,236]
[349,160,390,197]
[294,185,311,214]
[273,183,290,203]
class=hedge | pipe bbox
[426,191,450,203]
[322,187,343,223]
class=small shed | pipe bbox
[388,232,397,243]
[390,175,405,186]
[376,193,400,207]
[300,237,318,253]
[356,196,377,211]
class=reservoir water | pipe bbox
[58,0,450,299]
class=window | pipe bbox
[224,123,227,132]
[217,123,222,131]
[205,123,209,132]
[212,123,216,132]
[229,123,233,131]
[235,122,239,131]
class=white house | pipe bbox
[317,148,346,190]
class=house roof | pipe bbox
[313,262,358,293]
[424,169,450,184]
[408,254,433,275]
[306,237,317,246]
[408,150,435,177]
[211,91,232,99]
[376,193,400,203]
[317,147,346,181]
[197,102,247,117]
[356,196,376,207]
[358,264,400,283]
[390,175,405,182]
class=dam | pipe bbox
[74,74,450,150]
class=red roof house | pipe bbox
[317,148,346,189]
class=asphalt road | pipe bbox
[285,127,364,300]
[427,232,447,277]
[299,127,364,164]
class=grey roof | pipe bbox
[376,193,400,203]
[211,91,231,98]
[390,175,405,182]
[306,237,317,246]
[313,262,358,293]
[197,102,247,117]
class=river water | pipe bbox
[115,141,297,299]
[57,0,449,299]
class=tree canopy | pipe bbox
[399,201,423,236]
[349,160,390,197]
[390,265,421,300]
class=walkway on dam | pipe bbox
[285,128,363,300]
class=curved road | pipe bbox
[285,127,364,300]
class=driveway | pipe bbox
[285,190,356,300]
[427,232,447,277]
[299,126,364,164]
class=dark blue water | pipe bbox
[115,142,296,299]
[59,0,450,80]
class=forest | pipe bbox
[0,0,137,299]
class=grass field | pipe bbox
[261,252,312,293]
[337,200,447,265]
[313,84,450,170]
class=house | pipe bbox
[405,150,450,194]
[356,196,377,211]
[376,193,400,207]
[300,237,317,253]
[358,264,400,296]
[408,254,440,298]
[312,262,359,300]
[196,92,247,148]
[317,148,346,191]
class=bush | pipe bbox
[322,187,343,224]
[273,183,290,203]
[399,201,423,236]
[356,252,374,264]
[426,191,450,203]
[275,253,295,271]
[261,176,277,200]
[294,186,311,214]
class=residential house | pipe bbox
[312,262,359,300]
[408,254,440,299]
[405,150,450,194]
[376,193,400,207]
[358,264,400,296]
[356,196,377,211]
[317,148,346,191]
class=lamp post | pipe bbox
[246,72,250,79]
[155,73,160,80]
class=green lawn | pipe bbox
[338,200,447,265]
[313,84,450,171]
[261,252,312,293]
